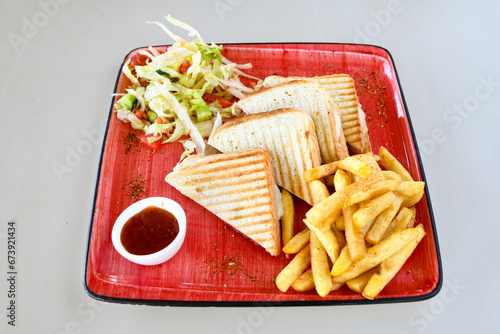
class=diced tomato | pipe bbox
[137,135,162,151]
[156,116,164,124]
[217,97,233,108]
[134,109,144,119]
[179,59,191,74]
[203,93,235,108]
[202,93,218,103]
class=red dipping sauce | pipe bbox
[120,206,179,255]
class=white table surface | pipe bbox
[1,0,499,333]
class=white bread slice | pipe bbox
[264,74,372,154]
[165,148,281,256]
[233,80,349,164]
[208,108,322,205]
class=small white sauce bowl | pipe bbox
[111,197,186,266]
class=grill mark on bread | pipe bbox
[295,123,308,201]
[213,199,273,215]
[235,80,347,164]
[264,75,371,154]
[276,121,292,194]
[165,148,280,256]
[208,108,321,205]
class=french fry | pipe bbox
[275,245,311,292]
[304,219,340,263]
[378,146,414,182]
[396,181,425,198]
[310,232,333,297]
[406,208,416,228]
[352,153,382,172]
[294,270,345,292]
[324,174,335,187]
[382,206,416,240]
[277,147,427,299]
[309,180,330,205]
[332,226,421,283]
[338,156,373,179]
[330,246,352,276]
[343,205,366,262]
[281,189,295,249]
[363,225,426,299]
[332,226,346,249]
[346,266,379,293]
[401,190,425,208]
[334,169,351,192]
[307,186,334,297]
[293,269,345,292]
[291,269,315,292]
[344,180,401,207]
[330,282,345,291]
[334,215,345,231]
[304,161,340,182]
[283,228,310,254]
[306,173,383,228]
[382,170,403,181]
[361,216,376,236]
[352,191,396,229]
[306,191,344,228]
[365,195,404,245]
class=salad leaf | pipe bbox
[113,15,260,159]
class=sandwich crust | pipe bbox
[264,74,372,154]
[165,148,281,256]
[234,80,349,163]
[208,108,322,205]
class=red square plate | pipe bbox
[84,43,442,306]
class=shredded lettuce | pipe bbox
[113,15,260,158]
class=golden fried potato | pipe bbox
[304,161,340,182]
[378,146,413,182]
[346,266,379,293]
[306,173,384,228]
[396,181,425,198]
[344,180,401,208]
[401,190,425,208]
[334,169,351,192]
[352,153,382,172]
[281,189,295,248]
[339,156,374,179]
[304,219,340,263]
[343,205,366,262]
[382,170,403,181]
[309,180,330,205]
[352,192,397,229]
[291,269,315,292]
[276,245,311,292]
[365,195,404,245]
[330,246,352,276]
[334,215,345,231]
[382,206,416,240]
[332,226,421,283]
[310,232,333,297]
[283,228,310,254]
[332,226,346,249]
[363,225,426,299]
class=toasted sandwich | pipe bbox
[208,108,322,205]
[233,80,349,164]
[264,74,372,154]
[165,148,281,256]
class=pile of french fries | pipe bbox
[276,146,426,299]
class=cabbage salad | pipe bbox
[114,15,261,158]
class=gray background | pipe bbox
[1,0,499,333]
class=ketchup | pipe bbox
[120,206,179,255]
